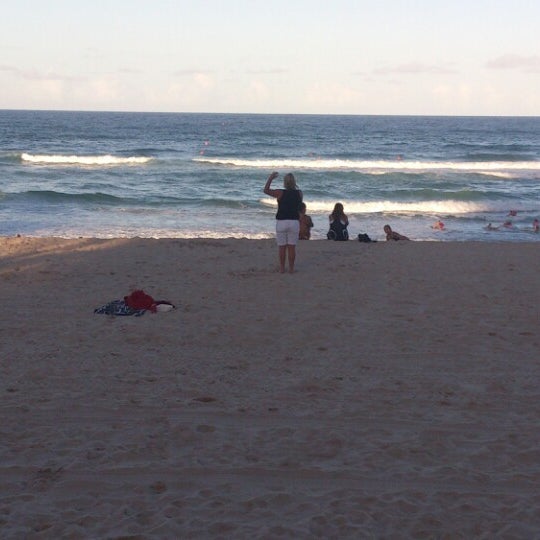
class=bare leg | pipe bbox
[287,245,296,273]
[278,245,286,273]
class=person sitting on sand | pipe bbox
[327,203,349,241]
[298,202,314,240]
[384,224,410,241]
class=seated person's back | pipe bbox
[327,202,349,241]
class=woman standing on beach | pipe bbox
[264,171,303,273]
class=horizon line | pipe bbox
[1,108,539,119]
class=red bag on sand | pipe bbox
[124,289,156,312]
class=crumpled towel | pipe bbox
[94,289,176,317]
[124,289,157,312]
[94,299,147,317]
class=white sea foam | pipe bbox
[21,153,152,165]
[40,227,274,240]
[196,157,540,173]
[477,171,516,179]
[260,198,521,215]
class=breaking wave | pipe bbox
[195,156,540,174]
[260,198,532,215]
[21,153,153,166]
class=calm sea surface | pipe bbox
[1,110,539,241]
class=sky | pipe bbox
[1,0,539,116]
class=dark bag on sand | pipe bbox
[327,220,349,241]
[357,233,376,243]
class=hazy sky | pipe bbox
[1,0,539,115]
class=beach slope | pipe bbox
[1,237,539,538]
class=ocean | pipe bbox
[1,110,539,242]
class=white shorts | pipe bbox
[276,219,300,246]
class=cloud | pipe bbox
[0,65,84,82]
[21,70,84,82]
[0,65,18,73]
[486,54,540,73]
[246,80,271,102]
[87,78,121,102]
[117,68,142,75]
[304,82,363,111]
[373,62,456,75]
[174,69,213,77]
[245,68,289,75]
[162,72,217,109]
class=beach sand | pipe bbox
[1,236,539,539]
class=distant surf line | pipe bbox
[195,156,540,173]
[21,153,153,166]
[260,198,536,215]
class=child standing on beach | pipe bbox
[298,202,314,240]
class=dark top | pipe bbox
[328,219,349,241]
[276,189,302,220]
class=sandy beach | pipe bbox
[1,236,539,539]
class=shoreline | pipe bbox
[1,236,539,537]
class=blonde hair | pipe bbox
[283,173,297,190]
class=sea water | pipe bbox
[0,110,539,242]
